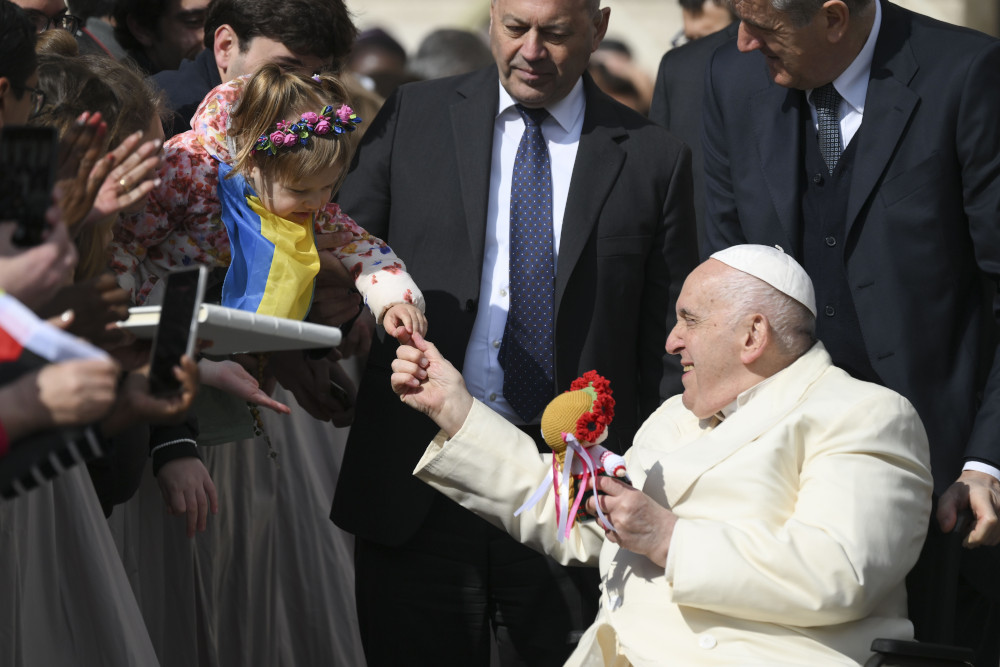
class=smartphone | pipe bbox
[149,265,208,396]
[0,126,59,247]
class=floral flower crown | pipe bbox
[567,370,615,443]
[251,104,362,156]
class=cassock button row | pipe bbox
[825,236,836,247]
[825,305,836,317]
[698,634,717,650]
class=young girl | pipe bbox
[111,64,426,339]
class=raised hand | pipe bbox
[391,332,472,437]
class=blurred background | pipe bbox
[344,0,1000,91]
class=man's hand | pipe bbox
[38,357,120,426]
[309,235,361,325]
[309,235,375,359]
[585,475,677,568]
[937,470,1000,547]
[0,208,77,310]
[391,332,472,437]
[156,457,218,538]
[268,351,355,426]
[101,356,199,436]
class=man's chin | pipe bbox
[504,77,554,107]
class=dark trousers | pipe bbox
[907,500,1000,666]
[355,493,600,667]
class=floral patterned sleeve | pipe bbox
[110,134,233,305]
[314,204,425,324]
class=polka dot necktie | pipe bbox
[813,82,843,174]
[499,105,555,422]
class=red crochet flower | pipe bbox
[568,371,615,442]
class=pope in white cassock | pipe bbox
[390,244,933,666]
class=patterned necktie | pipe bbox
[499,105,555,422]
[813,82,843,174]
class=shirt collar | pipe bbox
[808,0,881,115]
[496,77,586,132]
[701,372,781,428]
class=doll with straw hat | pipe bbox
[515,371,630,541]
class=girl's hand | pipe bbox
[383,303,428,344]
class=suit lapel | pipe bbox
[845,3,919,238]
[650,345,832,504]
[451,70,500,270]
[556,76,626,309]
[750,83,805,253]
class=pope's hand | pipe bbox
[586,475,677,568]
[391,332,472,438]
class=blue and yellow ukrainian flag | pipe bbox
[217,162,320,321]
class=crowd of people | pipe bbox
[0,0,998,666]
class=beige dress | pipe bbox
[0,466,160,666]
[109,381,365,667]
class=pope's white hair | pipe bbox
[722,270,816,358]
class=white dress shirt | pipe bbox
[461,79,587,424]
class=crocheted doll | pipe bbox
[515,371,630,541]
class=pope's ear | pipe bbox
[740,313,769,365]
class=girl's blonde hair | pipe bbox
[228,64,360,194]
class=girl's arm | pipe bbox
[314,204,425,325]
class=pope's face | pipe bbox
[665,261,748,419]
[732,0,836,90]
[489,0,609,108]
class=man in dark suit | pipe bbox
[701,0,1000,660]
[331,0,697,664]
[649,20,738,249]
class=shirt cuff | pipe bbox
[962,460,1000,482]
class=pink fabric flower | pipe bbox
[269,131,285,146]
[283,132,298,144]
[335,105,354,123]
[314,118,332,134]
[301,112,319,124]
[275,120,288,132]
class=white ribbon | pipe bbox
[566,435,615,534]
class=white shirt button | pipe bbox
[492,340,501,349]
[489,393,497,402]
[499,288,508,298]
[698,634,717,650]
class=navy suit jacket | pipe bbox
[331,67,697,544]
[702,1,1000,493]
[649,21,738,251]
